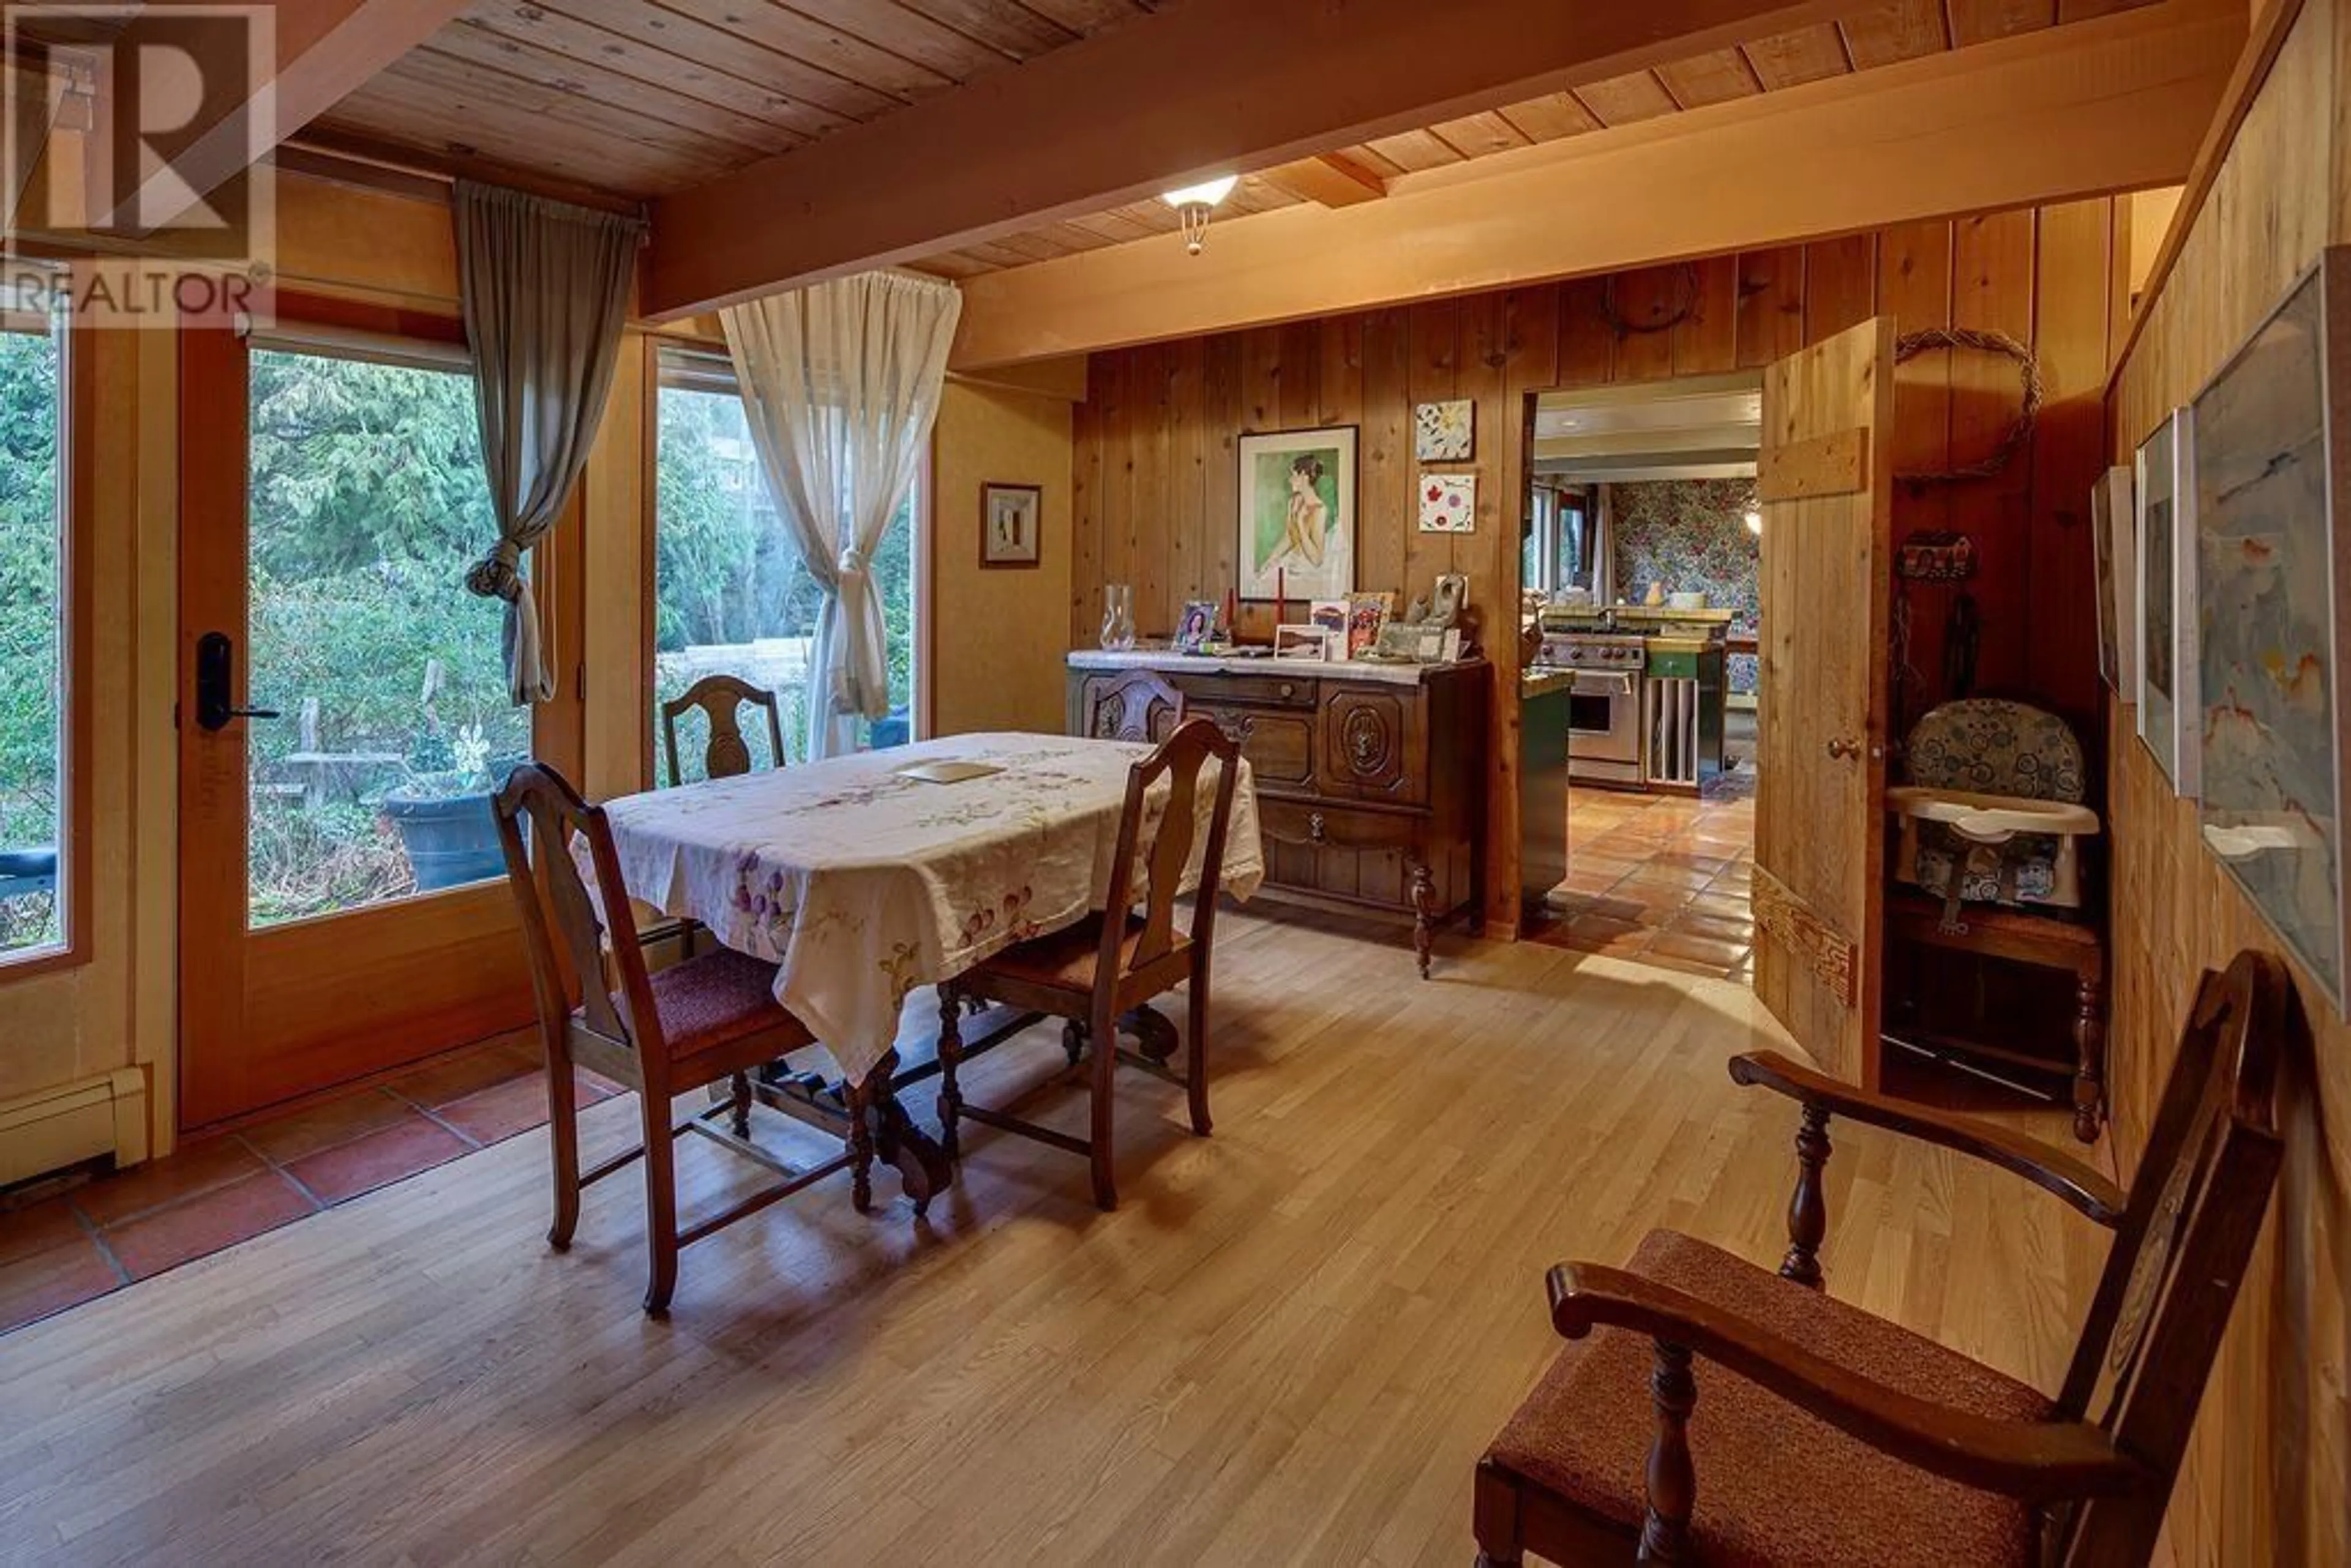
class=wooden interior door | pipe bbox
[1752,316,1895,1085]
[176,307,558,1130]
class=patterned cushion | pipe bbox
[1905,699,2086,803]
[1487,1231,2049,1568]
[1916,835,2061,904]
[598,947,809,1060]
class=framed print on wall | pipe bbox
[979,482,1043,568]
[1237,426,1357,601]
[1419,473,1477,533]
[2091,463,2137,694]
[2134,406,2200,797]
[2192,250,2351,1011]
[1414,399,1474,461]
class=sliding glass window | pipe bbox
[0,302,65,962]
[652,344,916,783]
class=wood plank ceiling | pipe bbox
[303,0,2162,274]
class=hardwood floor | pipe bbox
[0,910,2108,1565]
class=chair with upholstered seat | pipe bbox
[935,717,1241,1210]
[492,763,848,1315]
[1474,948,2301,1567]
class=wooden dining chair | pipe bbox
[936,717,1242,1210]
[1472,948,2301,1568]
[1080,667,1187,744]
[491,762,849,1315]
[662,673,787,786]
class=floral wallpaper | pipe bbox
[1611,478,1760,694]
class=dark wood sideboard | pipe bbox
[1067,656,1489,975]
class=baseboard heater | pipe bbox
[0,1068,149,1187]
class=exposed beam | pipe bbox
[1261,153,1389,208]
[947,0,2243,368]
[101,0,471,233]
[641,0,1847,318]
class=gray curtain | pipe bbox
[455,181,642,705]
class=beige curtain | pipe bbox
[456,181,642,705]
[721,271,960,757]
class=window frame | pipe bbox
[643,339,929,786]
[0,312,92,978]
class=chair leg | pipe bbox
[729,1070,752,1140]
[1471,1458,1524,1567]
[936,983,964,1161]
[544,1040,582,1252]
[1185,971,1212,1138]
[1089,1000,1119,1211]
[640,1087,680,1316]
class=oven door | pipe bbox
[1567,671,1644,782]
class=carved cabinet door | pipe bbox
[1320,688,1419,803]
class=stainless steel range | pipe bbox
[1536,631,1647,787]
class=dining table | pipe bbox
[591,730,1265,1212]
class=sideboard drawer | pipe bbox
[1258,798,1421,856]
[1172,670,1319,710]
[1189,702,1314,789]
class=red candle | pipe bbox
[1275,568,1286,629]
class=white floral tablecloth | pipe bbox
[593,733,1263,1082]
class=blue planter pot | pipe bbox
[381,792,503,892]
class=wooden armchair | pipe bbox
[935,717,1241,1210]
[1475,949,2300,1567]
[662,673,787,786]
[492,763,849,1316]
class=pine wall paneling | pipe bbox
[2104,0,2347,1559]
[1071,201,2128,933]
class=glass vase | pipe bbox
[1100,583,1136,651]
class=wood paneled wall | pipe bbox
[2107,1,2349,1561]
[1071,200,2130,929]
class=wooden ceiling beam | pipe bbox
[947,0,2242,367]
[1260,153,1390,208]
[640,0,1850,318]
[107,0,474,232]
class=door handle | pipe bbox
[195,630,281,732]
[1824,735,1862,760]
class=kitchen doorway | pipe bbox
[1521,373,1762,983]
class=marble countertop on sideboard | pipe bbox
[1067,648,1476,686]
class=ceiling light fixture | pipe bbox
[1161,174,1239,255]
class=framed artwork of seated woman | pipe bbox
[1237,426,1357,601]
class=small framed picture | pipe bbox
[1415,399,1474,462]
[1173,599,1219,653]
[1346,591,1392,659]
[980,482,1043,568]
[1419,473,1477,533]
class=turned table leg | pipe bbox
[1409,860,1438,980]
[2072,968,2107,1144]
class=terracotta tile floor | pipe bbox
[1530,768,1758,983]
[0,1034,620,1337]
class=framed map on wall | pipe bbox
[2192,250,2351,1011]
[1237,426,1357,601]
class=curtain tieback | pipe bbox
[466,539,527,603]
[836,545,869,582]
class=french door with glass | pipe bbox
[177,298,577,1130]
